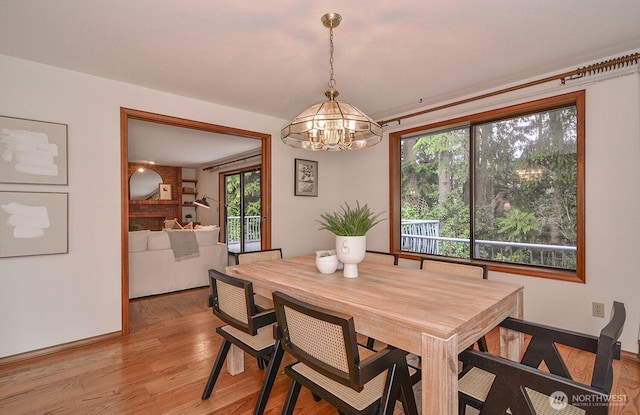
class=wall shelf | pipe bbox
[181,178,198,223]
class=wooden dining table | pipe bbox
[226,255,523,415]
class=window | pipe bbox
[390,91,585,282]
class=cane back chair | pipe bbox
[420,257,489,352]
[234,248,283,265]
[272,290,418,415]
[201,270,284,415]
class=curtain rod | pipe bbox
[202,153,261,171]
[377,52,640,127]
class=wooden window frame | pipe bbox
[389,91,585,283]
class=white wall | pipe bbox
[0,55,286,357]
[194,168,219,227]
[1,51,639,357]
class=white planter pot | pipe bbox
[335,235,366,278]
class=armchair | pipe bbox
[458,301,626,415]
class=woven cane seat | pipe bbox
[219,324,275,352]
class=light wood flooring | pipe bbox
[0,287,638,414]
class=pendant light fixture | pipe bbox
[281,13,383,151]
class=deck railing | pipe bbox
[226,215,261,244]
[226,217,576,269]
[401,219,576,269]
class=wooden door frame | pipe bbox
[120,107,272,335]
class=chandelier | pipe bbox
[281,13,383,151]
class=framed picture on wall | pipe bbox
[0,191,68,258]
[294,158,318,197]
[0,115,68,185]
[159,183,172,200]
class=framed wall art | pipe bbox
[294,158,318,197]
[0,191,68,258]
[159,183,172,200]
[0,115,68,185]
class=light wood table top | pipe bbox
[226,255,524,415]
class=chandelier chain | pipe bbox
[328,26,336,89]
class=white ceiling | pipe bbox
[1,1,640,166]
[127,119,262,167]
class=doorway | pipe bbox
[224,167,262,253]
[120,107,272,335]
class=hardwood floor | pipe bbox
[0,287,638,414]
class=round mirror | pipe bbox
[129,169,162,200]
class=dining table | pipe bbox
[225,255,524,415]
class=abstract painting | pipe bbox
[0,115,68,185]
[0,191,68,257]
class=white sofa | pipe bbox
[128,227,228,298]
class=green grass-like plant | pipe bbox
[317,201,385,236]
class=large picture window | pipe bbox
[390,91,584,282]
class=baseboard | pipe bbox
[0,331,121,367]
[621,349,639,363]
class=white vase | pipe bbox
[335,235,366,278]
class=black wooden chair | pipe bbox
[458,301,625,415]
[272,291,418,415]
[201,270,284,415]
[234,248,283,265]
[420,257,489,352]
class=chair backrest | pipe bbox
[420,257,487,279]
[208,269,260,335]
[272,291,363,390]
[500,301,625,393]
[591,301,625,392]
[235,248,283,265]
[363,250,398,266]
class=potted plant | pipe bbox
[317,201,385,277]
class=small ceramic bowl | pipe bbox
[316,254,338,274]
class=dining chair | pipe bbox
[458,301,626,415]
[361,250,398,349]
[420,256,487,279]
[201,269,284,415]
[420,256,489,352]
[272,290,418,415]
[234,248,283,265]
[362,250,398,266]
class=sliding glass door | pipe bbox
[225,167,261,253]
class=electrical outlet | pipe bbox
[592,302,605,318]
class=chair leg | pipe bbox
[257,357,265,370]
[202,339,232,400]
[398,364,418,415]
[379,363,401,415]
[477,336,488,352]
[281,380,302,415]
[458,398,467,415]
[366,337,376,349]
[253,340,285,415]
